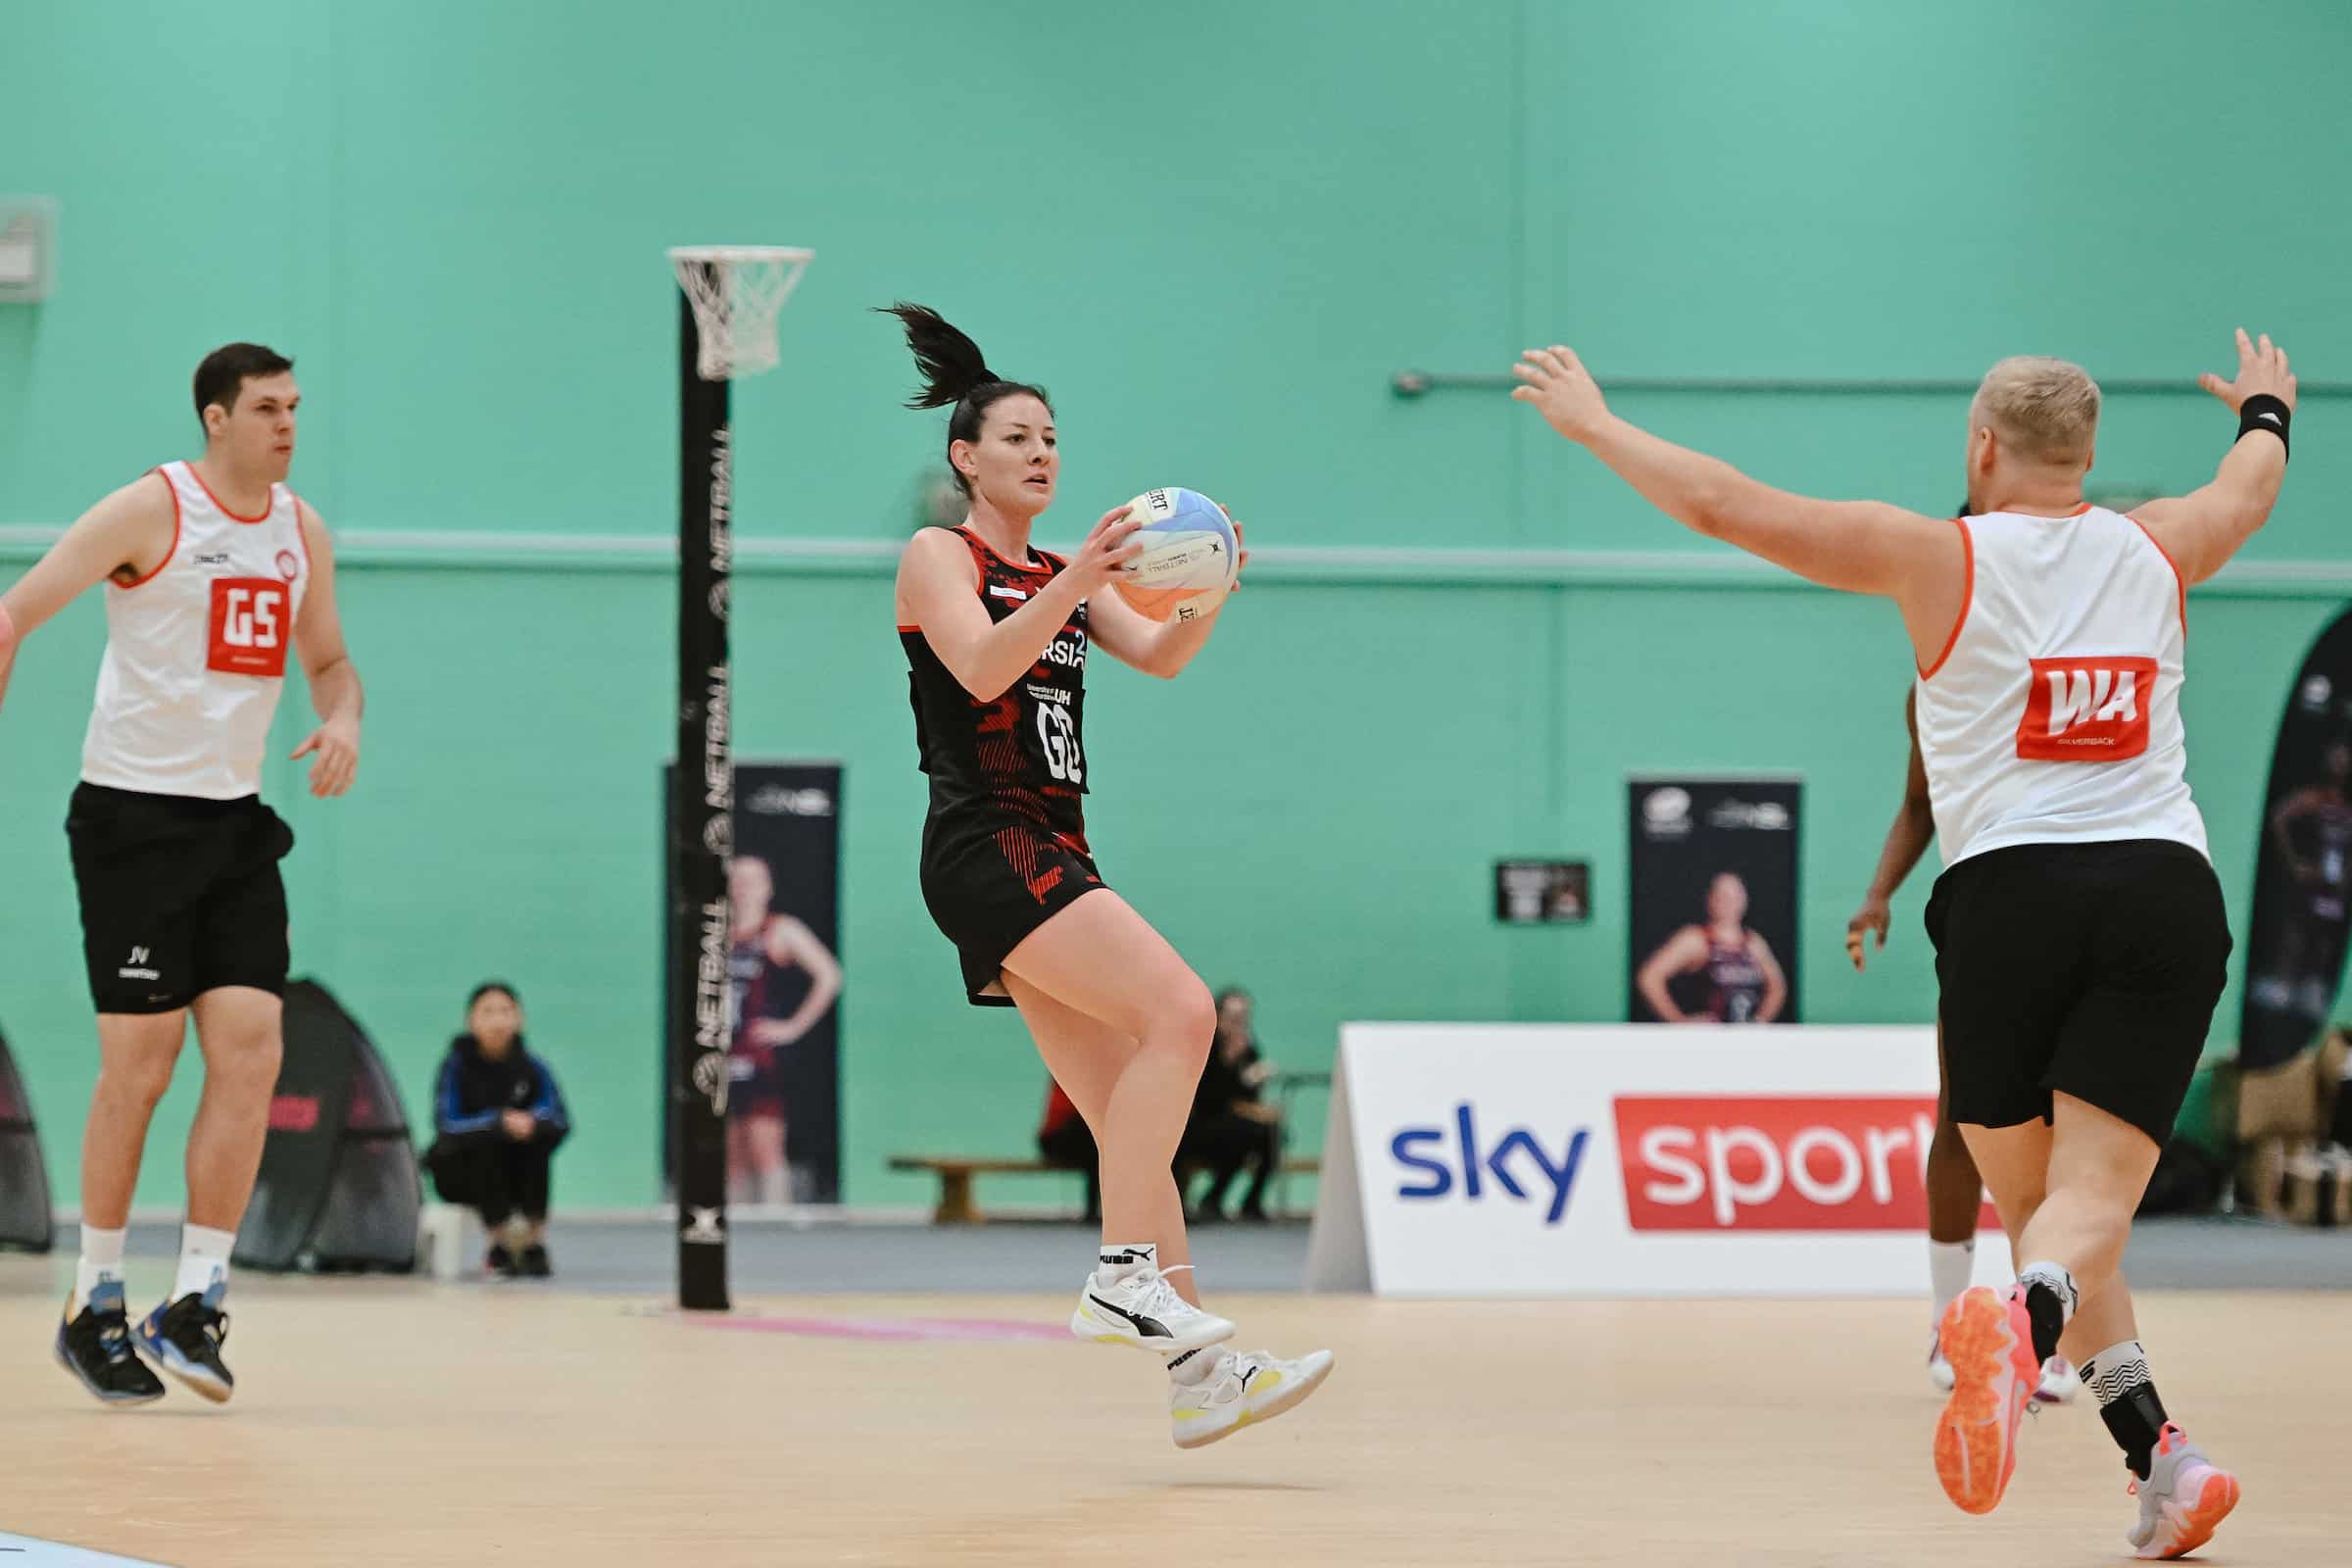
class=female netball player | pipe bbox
[884,303,1332,1448]
[1634,870,1786,1023]
[1516,329,2293,1557]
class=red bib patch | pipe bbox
[207,578,291,677]
[2016,656,2155,761]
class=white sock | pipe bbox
[173,1223,237,1303]
[2017,1258,2080,1319]
[73,1225,128,1315]
[1928,1238,1976,1327]
[1095,1243,1157,1286]
[2083,1340,2150,1402]
[1167,1346,1229,1385]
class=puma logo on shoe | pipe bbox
[1088,1295,1170,1340]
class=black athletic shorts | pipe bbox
[1925,838,2230,1148]
[66,782,295,1014]
[919,814,1106,1008]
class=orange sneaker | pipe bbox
[1933,1285,2040,1514]
[2127,1423,2240,1559]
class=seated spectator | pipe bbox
[1181,987,1282,1223]
[1036,1078,1101,1223]
[421,982,570,1278]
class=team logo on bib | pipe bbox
[275,549,301,581]
[208,578,291,677]
[2016,656,2156,761]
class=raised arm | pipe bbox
[2132,329,2295,585]
[896,510,1140,701]
[1847,692,1937,971]
[1511,346,1965,662]
[0,474,175,713]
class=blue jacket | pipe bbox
[432,1033,570,1152]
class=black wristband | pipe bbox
[2237,393,2290,460]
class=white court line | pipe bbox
[0,1536,172,1567]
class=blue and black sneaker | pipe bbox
[55,1282,166,1406]
[134,1282,233,1404]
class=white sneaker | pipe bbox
[1169,1348,1336,1449]
[1070,1263,1235,1354]
[2034,1354,2082,1404]
[1928,1327,1955,1391]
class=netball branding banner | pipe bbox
[662,761,845,1204]
[1627,776,1800,1024]
[1305,1024,2008,1297]
[2240,606,2352,1070]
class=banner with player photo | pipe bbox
[662,761,845,1203]
[1627,777,1801,1025]
[2240,607,2352,1071]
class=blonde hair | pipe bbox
[1971,356,2100,465]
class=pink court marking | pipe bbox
[694,1313,1067,1344]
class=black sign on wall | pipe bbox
[1627,777,1801,1024]
[1494,860,1591,924]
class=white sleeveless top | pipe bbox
[1914,503,2205,867]
[81,462,311,801]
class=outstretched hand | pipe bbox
[2198,327,2296,416]
[1510,345,1612,443]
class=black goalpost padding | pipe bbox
[671,279,733,1311]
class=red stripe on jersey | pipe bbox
[119,468,181,591]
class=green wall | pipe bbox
[4,2,2350,1210]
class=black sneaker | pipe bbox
[55,1283,166,1406]
[486,1244,518,1279]
[518,1243,552,1279]
[134,1286,234,1403]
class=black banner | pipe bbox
[1627,777,1801,1024]
[2241,607,2352,1070]
[670,283,732,1310]
[662,763,846,1206]
[0,1025,53,1252]
[235,979,420,1273]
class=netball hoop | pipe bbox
[666,244,812,1312]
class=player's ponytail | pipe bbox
[880,302,1054,497]
[883,302,996,410]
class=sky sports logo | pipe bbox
[1390,1105,1591,1225]
[1390,1096,1995,1232]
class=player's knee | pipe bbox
[100,1054,177,1110]
[1158,978,1216,1069]
[210,1029,282,1094]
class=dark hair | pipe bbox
[878,303,1051,497]
[1214,987,1251,1010]
[192,342,294,427]
[468,981,519,1009]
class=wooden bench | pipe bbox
[889,1154,1320,1225]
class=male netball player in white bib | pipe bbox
[1516,328,2293,1559]
[0,343,364,1406]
